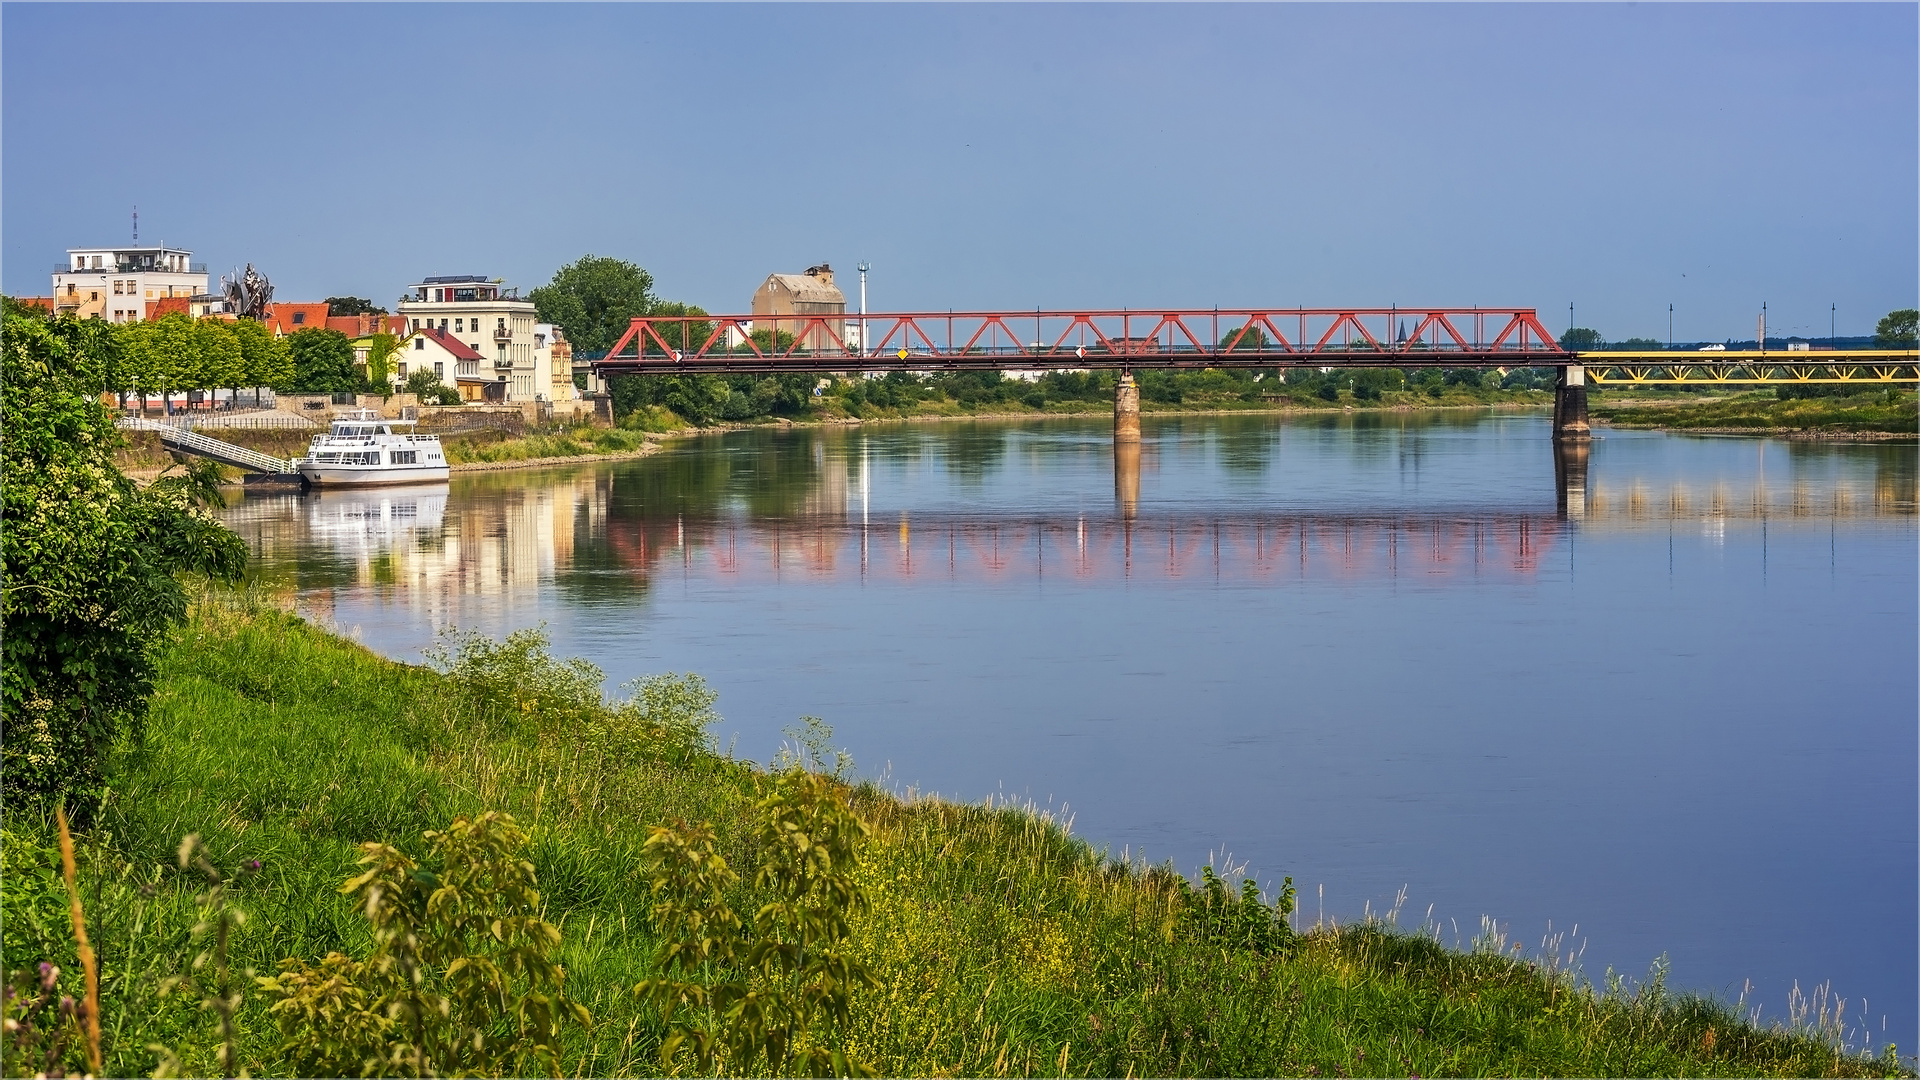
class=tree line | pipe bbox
[0,297,431,410]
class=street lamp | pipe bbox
[857,262,870,358]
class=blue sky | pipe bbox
[6,3,1914,342]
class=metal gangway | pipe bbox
[118,415,301,476]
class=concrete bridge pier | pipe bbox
[1115,372,1141,442]
[1553,364,1591,441]
[1554,438,1590,519]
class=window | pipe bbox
[435,362,444,378]
[145,289,153,298]
[113,280,123,295]
[454,318,464,332]
[292,311,306,325]
[414,337,425,350]
[90,292,98,301]
[391,450,417,465]
[396,363,408,378]
[91,256,102,269]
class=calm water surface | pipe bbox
[225,411,1919,1050]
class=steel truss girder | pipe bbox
[1586,359,1919,385]
[594,307,1571,376]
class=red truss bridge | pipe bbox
[595,307,1572,375]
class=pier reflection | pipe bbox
[1555,440,1589,518]
[1115,439,1141,520]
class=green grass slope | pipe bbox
[2,597,1901,1077]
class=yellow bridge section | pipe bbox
[1574,349,1919,385]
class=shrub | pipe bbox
[255,812,591,1077]
[425,624,720,765]
[1184,865,1296,954]
[637,769,878,1077]
[1,313,246,809]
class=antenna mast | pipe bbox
[133,205,139,243]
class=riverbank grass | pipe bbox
[3,596,1903,1077]
[1593,388,1917,435]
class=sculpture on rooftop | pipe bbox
[222,264,274,320]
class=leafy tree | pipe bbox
[230,317,292,404]
[643,301,716,356]
[1560,327,1604,350]
[1874,309,1917,349]
[122,314,198,413]
[284,328,357,393]
[529,255,656,355]
[1350,368,1401,400]
[363,332,399,391]
[191,317,243,401]
[1218,326,1272,351]
[404,367,461,406]
[1615,337,1665,350]
[324,296,386,317]
[3,295,51,318]
[1,312,247,809]
[740,328,797,354]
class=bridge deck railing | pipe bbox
[596,307,1573,373]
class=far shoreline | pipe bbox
[128,395,1910,487]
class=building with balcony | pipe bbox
[52,246,208,322]
[397,275,550,402]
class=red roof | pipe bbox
[326,313,408,338]
[264,303,331,336]
[417,327,485,361]
[145,296,192,321]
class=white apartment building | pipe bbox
[52,246,208,322]
[397,275,554,402]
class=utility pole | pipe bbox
[857,262,869,358]
[1669,304,1673,349]
[1831,303,1836,345]
[1759,302,1766,352]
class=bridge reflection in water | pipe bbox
[614,509,1566,586]
[223,435,1914,610]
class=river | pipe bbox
[223,409,1918,1053]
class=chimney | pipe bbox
[806,263,834,287]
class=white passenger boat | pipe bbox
[295,409,450,487]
